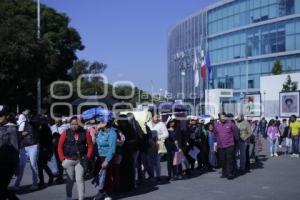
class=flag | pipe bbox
[193,51,199,87]
[201,57,207,80]
[206,50,211,74]
[205,49,211,79]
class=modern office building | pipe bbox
[168,0,300,114]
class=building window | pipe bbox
[248,80,254,89]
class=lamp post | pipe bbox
[263,91,266,116]
[175,52,186,101]
[36,0,42,114]
[240,92,244,114]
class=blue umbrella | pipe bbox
[81,107,113,123]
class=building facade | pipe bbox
[168,0,300,114]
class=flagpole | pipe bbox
[205,10,209,116]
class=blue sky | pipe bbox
[42,0,218,92]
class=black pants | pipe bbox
[166,150,179,178]
[54,148,64,180]
[0,164,19,200]
[219,146,234,177]
[120,151,136,192]
[38,149,54,183]
[245,145,250,171]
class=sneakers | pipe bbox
[29,184,39,191]
[104,196,112,200]
[270,153,274,157]
[291,153,300,158]
[93,191,106,200]
[11,186,20,191]
[274,153,278,157]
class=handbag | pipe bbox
[173,151,184,166]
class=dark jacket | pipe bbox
[63,129,87,159]
[0,123,19,169]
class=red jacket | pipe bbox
[58,129,93,161]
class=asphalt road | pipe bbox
[10,140,300,200]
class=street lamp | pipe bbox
[263,91,266,116]
[175,51,186,101]
[36,0,42,114]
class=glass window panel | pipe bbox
[286,35,295,51]
[241,76,246,89]
[253,9,261,20]
[261,0,269,7]
[286,22,295,35]
[217,20,223,33]
[228,16,234,29]
[295,57,300,70]
[269,4,278,18]
[296,34,300,49]
[223,17,229,31]
[286,57,295,71]
[254,0,261,8]
[234,2,240,14]
[240,1,247,12]
[234,14,240,27]
[261,6,269,19]
[240,63,246,75]
[296,0,300,13]
[295,22,300,33]
[228,47,234,60]
[234,45,241,58]
[234,77,241,89]
[227,5,233,16]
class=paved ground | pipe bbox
[10,140,300,200]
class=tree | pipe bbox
[0,0,84,108]
[70,60,89,79]
[89,61,107,74]
[282,75,298,92]
[272,59,283,75]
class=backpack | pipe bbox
[20,120,39,147]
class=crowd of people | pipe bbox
[0,105,300,200]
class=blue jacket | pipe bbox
[96,128,117,163]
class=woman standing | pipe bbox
[165,119,182,180]
[57,116,93,200]
[93,111,117,200]
[266,119,280,157]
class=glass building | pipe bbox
[168,0,300,105]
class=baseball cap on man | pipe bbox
[0,105,9,116]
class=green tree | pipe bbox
[272,59,283,75]
[0,0,84,108]
[70,60,89,79]
[282,75,298,91]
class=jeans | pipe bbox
[154,153,161,177]
[15,144,39,187]
[268,138,278,155]
[292,136,299,154]
[62,159,85,200]
[238,141,246,172]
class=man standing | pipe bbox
[289,115,300,158]
[14,109,39,191]
[0,105,19,199]
[147,112,168,181]
[213,113,235,180]
[236,115,252,174]
[259,117,268,138]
